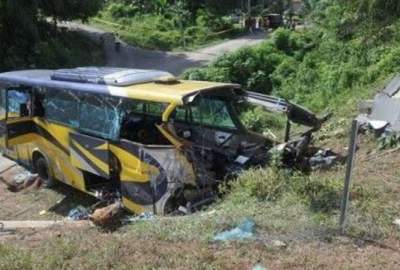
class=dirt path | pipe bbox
[62,22,268,75]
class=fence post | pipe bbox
[339,119,359,234]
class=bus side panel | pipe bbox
[111,140,195,215]
[6,117,38,163]
[34,119,86,191]
[70,132,110,179]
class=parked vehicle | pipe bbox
[0,67,325,214]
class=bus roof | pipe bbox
[0,68,238,105]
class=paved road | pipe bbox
[63,22,267,75]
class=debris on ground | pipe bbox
[121,212,155,225]
[0,222,16,236]
[252,264,268,270]
[213,218,255,242]
[89,201,122,226]
[358,75,400,136]
[271,240,287,248]
[0,166,42,193]
[393,219,400,229]
[67,206,90,221]
[308,149,340,170]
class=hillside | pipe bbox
[2,1,400,269]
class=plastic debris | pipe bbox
[67,206,90,221]
[252,264,268,270]
[309,149,338,170]
[393,219,400,228]
[13,172,33,184]
[272,240,287,248]
[213,218,255,242]
[121,212,155,224]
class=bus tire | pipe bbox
[33,155,55,188]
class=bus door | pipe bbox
[4,88,35,161]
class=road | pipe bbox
[62,22,268,75]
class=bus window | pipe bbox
[79,95,121,140]
[120,99,170,145]
[7,89,31,118]
[43,89,79,128]
[145,102,166,116]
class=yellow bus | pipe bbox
[0,67,323,215]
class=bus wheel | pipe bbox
[33,156,55,188]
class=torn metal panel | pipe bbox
[243,91,323,128]
[381,75,400,97]
[360,75,400,132]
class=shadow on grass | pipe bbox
[46,182,98,217]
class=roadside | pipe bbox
[61,22,267,75]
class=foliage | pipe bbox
[39,0,105,22]
[0,0,105,71]
[184,0,400,113]
[95,0,240,50]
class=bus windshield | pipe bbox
[174,96,241,130]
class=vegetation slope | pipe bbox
[2,0,400,269]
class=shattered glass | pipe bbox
[43,89,80,128]
[79,94,123,140]
[192,97,236,129]
[42,89,123,140]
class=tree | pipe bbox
[38,0,105,23]
[0,0,104,71]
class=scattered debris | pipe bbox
[68,206,90,221]
[89,201,122,226]
[213,218,255,242]
[121,212,156,224]
[358,75,400,136]
[252,264,268,270]
[393,219,400,229]
[0,222,16,236]
[0,167,42,193]
[272,240,287,248]
[309,149,339,170]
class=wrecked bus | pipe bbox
[0,67,325,215]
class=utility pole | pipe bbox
[247,0,252,16]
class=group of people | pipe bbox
[243,16,270,32]
[243,15,297,33]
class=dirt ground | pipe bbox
[1,134,400,269]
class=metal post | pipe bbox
[339,119,359,234]
[284,119,291,142]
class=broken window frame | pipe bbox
[172,95,245,133]
[6,87,32,119]
[78,93,122,141]
[42,88,80,129]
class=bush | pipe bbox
[227,167,289,203]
